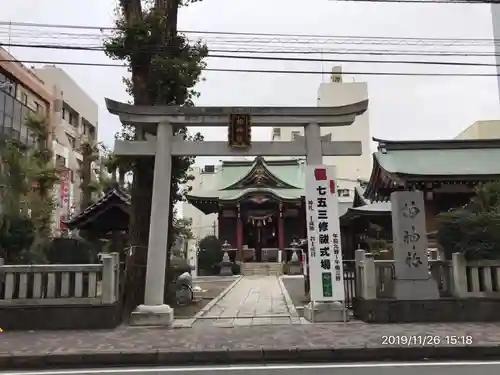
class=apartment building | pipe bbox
[0,47,55,148]
[271,66,372,213]
[0,50,100,232]
[33,65,99,218]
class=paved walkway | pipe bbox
[193,276,297,327]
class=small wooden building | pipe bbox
[364,137,500,232]
[65,185,130,235]
[340,184,391,259]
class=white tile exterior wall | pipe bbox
[34,66,99,214]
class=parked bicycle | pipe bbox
[171,271,194,307]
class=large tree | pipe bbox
[104,0,207,308]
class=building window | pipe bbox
[55,155,66,168]
[34,101,41,113]
[66,133,76,149]
[291,131,301,140]
[0,72,16,96]
[21,92,28,105]
[338,189,350,197]
[62,103,79,127]
[69,112,77,127]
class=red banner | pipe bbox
[59,168,71,227]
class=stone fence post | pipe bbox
[354,249,365,297]
[362,253,377,300]
[110,252,120,300]
[452,252,467,297]
[101,254,118,304]
[355,249,378,299]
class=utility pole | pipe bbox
[212,221,217,236]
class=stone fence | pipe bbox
[0,253,120,306]
[355,249,500,300]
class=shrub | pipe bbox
[437,182,500,260]
[197,235,222,274]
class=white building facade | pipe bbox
[33,66,99,228]
[182,165,220,241]
[455,120,500,140]
[271,66,372,213]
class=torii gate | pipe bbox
[106,98,368,326]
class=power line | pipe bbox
[2,29,500,50]
[4,35,500,57]
[3,42,500,68]
[4,41,498,57]
[0,58,497,76]
[336,0,500,3]
[0,21,497,44]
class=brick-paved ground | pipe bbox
[1,322,500,355]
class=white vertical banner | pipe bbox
[305,165,345,303]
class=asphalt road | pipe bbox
[2,362,500,375]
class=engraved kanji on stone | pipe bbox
[405,250,423,268]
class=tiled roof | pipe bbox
[65,185,130,227]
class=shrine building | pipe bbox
[363,137,500,233]
[186,156,307,262]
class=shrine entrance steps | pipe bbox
[241,262,282,276]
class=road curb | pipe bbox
[2,345,500,370]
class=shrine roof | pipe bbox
[65,185,130,232]
[364,138,500,200]
[373,137,500,177]
[340,183,391,223]
[187,157,304,214]
[217,157,304,189]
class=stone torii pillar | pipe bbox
[106,98,368,326]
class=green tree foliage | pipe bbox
[104,0,207,249]
[437,182,500,260]
[197,235,221,274]
[78,140,118,207]
[173,212,194,241]
[0,115,58,263]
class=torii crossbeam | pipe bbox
[106,98,368,326]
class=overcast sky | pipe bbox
[2,0,500,168]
